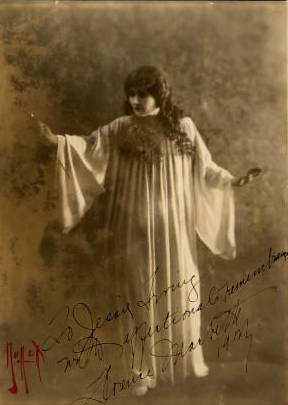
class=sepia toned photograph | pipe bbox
[0,1,287,404]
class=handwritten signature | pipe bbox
[39,247,286,404]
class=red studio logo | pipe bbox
[6,340,45,394]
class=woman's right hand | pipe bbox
[37,120,58,145]
[28,112,58,145]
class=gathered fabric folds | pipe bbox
[56,124,111,233]
[56,115,236,385]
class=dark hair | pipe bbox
[124,65,193,153]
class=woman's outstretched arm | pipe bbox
[27,112,58,145]
[38,121,58,145]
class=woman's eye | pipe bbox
[128,90,149,99]
[138,91,147,98]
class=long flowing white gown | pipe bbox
[56,115,236,386]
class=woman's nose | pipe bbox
[130,95,139,104]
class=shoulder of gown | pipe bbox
[90,115,132,137]
[179,116,197,142]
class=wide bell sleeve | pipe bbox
[56,121,114,233]
[184,118,236,260]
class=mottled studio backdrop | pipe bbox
[0,2,287,405]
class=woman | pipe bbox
[34,66,259,395]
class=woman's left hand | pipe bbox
[232,167,262,187]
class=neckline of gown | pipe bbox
[131,114,163,130]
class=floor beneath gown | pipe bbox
[2,361,286,405]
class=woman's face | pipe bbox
[128,91,158,116]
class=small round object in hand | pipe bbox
[247,167,262,178]
[237,167,262,187]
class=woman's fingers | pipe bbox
[25,110,57,145]
[38,121,57,145]
[232,175,248,187]
[38,121,49,133]
[238,176,248,187]
[27,111,36,120]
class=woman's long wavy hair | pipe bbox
[124,65,193,153]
